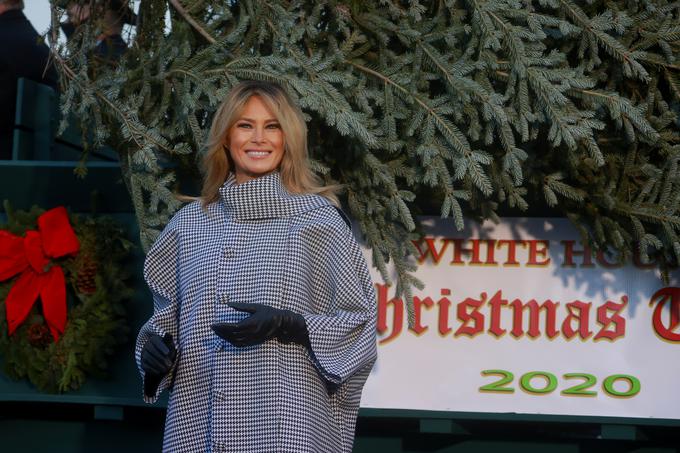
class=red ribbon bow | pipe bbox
[0,207,80,342]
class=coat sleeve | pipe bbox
[296,211,378,387]
[134,216,182,403]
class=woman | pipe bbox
[135,80,377,453]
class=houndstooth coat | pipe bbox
[135,171,377,453]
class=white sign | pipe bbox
[361,217,680,420]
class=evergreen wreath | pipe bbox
[0,202,134,393]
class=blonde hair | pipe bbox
[198,80,339,207]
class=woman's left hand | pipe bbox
[211,302,310,347]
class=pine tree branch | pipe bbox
[616,204,680,228]
[558,0,649,81]
[346,60,472,161]
[54,55,172,154]
[166,68,206,82]
[263,18,317,82]
[636,53,680,71]
[169,0,216,44]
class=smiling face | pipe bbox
[225,95,285,184]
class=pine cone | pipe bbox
[27,323,52,348]
[76,254,98,294]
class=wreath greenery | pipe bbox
[0,203,134,393]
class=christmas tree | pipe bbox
[49,0,680,320]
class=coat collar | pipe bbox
[218,171,329,221]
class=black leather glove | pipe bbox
[141,333,176,397]
[211,302,310,348]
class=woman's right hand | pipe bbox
[141,333,176,377]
